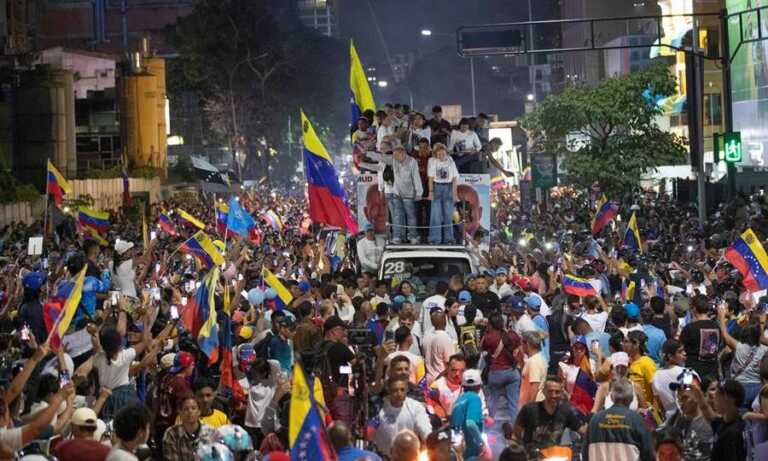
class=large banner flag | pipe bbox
[591,195,618,236]
[47,160,71,206]
[349,40,376,126]
[196,267,220,364]
[289,363,336,461]
[725,228,768,293]
[301,110,359,234]
[179,231,225,269]
[48,266,87,350]
[262,267,294,310]
[622,211,642,253]
[562,274,599,297]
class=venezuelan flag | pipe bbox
[48,266,87,351]
[82,225,109,246]
[591,195,618,236]
[158,213,177,236]
[289,363,336,461]
[620,278,637,303]
[179,231,225,269]
[215,202,237,238]
[197,268,220,364]
[725,228,768,293]
[47,160,71,206]
[176,208,206,230]
[263,267,293,310]
[622,211,642,253]
[78,208,110,235]
[301,110,359,234]
[219,286,244,402]
[562,274,598,297]
[349,40,376,126]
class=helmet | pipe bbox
[213,424,253,452]
[196,443,234,461]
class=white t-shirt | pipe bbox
[245,360,280,429]
[423,330,456,383]
[580,311,609,333]
[652,365,685,417]
[106,444,139,461]
[93,348,137,389]
[448,130,482,154]
[0,427,23,451]
[427,157,459,184]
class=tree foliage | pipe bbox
[522,62,687,197]
[166,0,347,182]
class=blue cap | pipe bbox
[483,269,495,278]
[22,271,47,291]
[364,223,375,232]
[501,294,525,311]
[392,294,406,307]
[524,295,542,310]
[572,335,588,348]
[496,267,508,276]
[458,290,472,303]
[298,280,311,293]
[625,302,640,319]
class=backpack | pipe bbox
[253,331,273,359]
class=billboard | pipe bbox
[356,173,490,248]
[728,0,768,167]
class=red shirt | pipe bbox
[481,329,521,371]
[53,438,110,461]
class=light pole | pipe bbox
[421,28,477,115]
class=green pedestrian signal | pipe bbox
[723,132,742,163]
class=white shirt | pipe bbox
[373,398,432,456]
[376,124,397,151]
[652,365,685,418]
[448,130,482,154]
[423,330,457,383]
[113,259,137,298]
[93,348,137,389]
[356,237,381,273]
[490,282,513,299]
[427,157,459,184]
[514,314,537,335]
[106,444,139,461]
[245,360,280,428]
[580,311,609,333]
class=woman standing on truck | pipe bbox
[427,143,459,245]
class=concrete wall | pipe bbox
[0,176,161,226]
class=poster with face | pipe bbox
[357,174,387,234]
[457,174,491,251]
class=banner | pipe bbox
[356,174,384,234]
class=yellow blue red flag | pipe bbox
[176,208,206,230]
[725,228,768,293]
[179,231,225,269]
[350,40,376,126]
[289,363,336,460]
[262,267,293,310]
[622,211,642,253]
[47,160,71,206]
[197,268,220,364]
[48,266,87,350]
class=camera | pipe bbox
[348,329,378,347]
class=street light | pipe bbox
[420,29,432,36]
[527,93,535,101]
[378,80,388,88]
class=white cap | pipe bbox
[115,239,135,255]
[610,351,630,368]
[161,352,177,370]
[461,369,482,387]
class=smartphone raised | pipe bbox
[59,370,71,386]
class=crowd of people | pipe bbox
[0,101,766,461]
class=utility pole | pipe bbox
[720,8,737,199]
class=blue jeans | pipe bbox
[385,193,396,239]
[741,381,762,408]
[391,195,417,241]
[488,368,521,423]
[429,182,455,244]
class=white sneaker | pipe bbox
[391,238,403,244]
[409,238,420,244]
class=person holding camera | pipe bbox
[663,369,713,460]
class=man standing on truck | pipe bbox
[357,224,381,273]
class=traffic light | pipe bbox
[723,131,742,163]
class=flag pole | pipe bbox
[43,165,50,242]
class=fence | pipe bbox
[0,176,162,226]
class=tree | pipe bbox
[166,0,347,183]
[522,61,687,197]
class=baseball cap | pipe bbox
[238,325,253,340]
[483,269,495,278]
[170,351,195,374]
[22,271,47,291]
[277,317,296,330]
[496,267,508,276]
[458,290,472,303]
[114,239,135,255]
[571,335,588,348]
[624,302,640,319]
[501,294,525,312]
[516,277,532,291]
[71,407,99,428]
[160,352,176,370]
[524,295,542,310]
[429,305,445,316]
[298,280,311,293]
[364,223,375,232]
[610,351,630,368]
[323,315,347,333]
[392,294,406,307]
[237,343,255,364]
[461,369,483,387]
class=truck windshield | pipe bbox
[381,257,471,301]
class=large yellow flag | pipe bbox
[350,40,376,125]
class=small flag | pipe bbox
[725,228,768,293]
[78,208,110,235]
[179,231,225,269]
[226,196,257,237]
[491,175,506,190]
[159,213,177,236]
[176,208,206,230]
[591,195,618,236]
[562,274,598,297]
[622,211,642,253]
[48,266,87,350]
[262,267,294,310]
[47,160,71,206]
[261,210,283,231]
[197,268,220,364]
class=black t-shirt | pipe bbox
[711,417,746,461]
[515,401,582,455]
[428,118,451,145]
[86,260,101,278]
[471,290,500,317]
[680,319,722,379]
[326,340,355,385]
[547,310,574,354]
